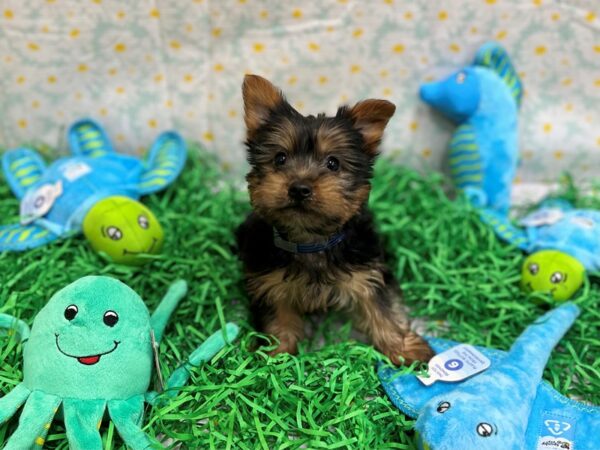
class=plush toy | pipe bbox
[379,303,599,450]
[481,202,593,301]
[420,42,522,215]
[0,118,186,265]
[0,276,239,449]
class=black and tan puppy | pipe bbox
[236,75,433,365]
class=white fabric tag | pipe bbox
[417,344,490,386]
[61,161,92,181]
[520,208,564,227]
[20,180,63,225]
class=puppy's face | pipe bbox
[242,75,396,235]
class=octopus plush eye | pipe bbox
[138,214,149,229]
[64,305,78,321]
[477,422,494,437]
[437,401,451,413]
[529,263,539,275]
[456,72,467,84]
[550,272,564,284]
[106,226,122,241]
[103,311,119,327]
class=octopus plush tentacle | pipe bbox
[63,398,106,450]
[0,384,30,424]
[4,390,60,450]
[147,323,240,404]
[150,279,188,343]
[67,118,115,158]
[1,148,46,200]
[108,395,153,450]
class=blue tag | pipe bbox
[537,411,575,450]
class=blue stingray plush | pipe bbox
[420,42,522,214]
[379,303,600,450]
[0,119,186,253]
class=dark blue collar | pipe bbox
[273,228,345,254]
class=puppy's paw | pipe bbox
[267,334,299,356]
[380,331,434,366]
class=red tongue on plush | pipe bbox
[78,355,101,365]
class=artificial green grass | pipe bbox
[0,147,598,449]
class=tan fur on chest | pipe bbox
[246,265,385,314]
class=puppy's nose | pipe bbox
[288,182,312,201]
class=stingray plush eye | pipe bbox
[529,263,539,275]
[103,311,119,327]
[550,272,564,284]
[34,195,46,208]
[64,305,78,321]
[326,156,340,172]
[274,152,287,167]
[138,214,149,229]
[456,72,467,84]
[106,226,122,240]
[436,401,451,413]
[476,422,494,437]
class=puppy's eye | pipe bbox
[437,401,450,413]
[103,310,119,327]
[274,152,287,167]
[64,305,78,321]
[326,156,340,172]
[529,263,539,275]
[550,272,564,284]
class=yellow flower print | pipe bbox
[203,132,214,142]
[4,9,13,19]
[534,45,546,55]
[438,11,448,20]
[292,9,302,19]
[393,44,405,54]
[253,43,265,53]
[114,43,126,53]
[150,8,160,18]
[308,42,320,51]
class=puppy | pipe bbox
[236,75,434,365]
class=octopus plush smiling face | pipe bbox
[23,276,154,400]
[83,196,164,266]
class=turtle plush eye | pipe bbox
[106,226,122,240]
[138,214,149,229]
[274,152,287,167]
[103,311,119,327]
[64,305,78,321]
[437,401,451,413]
[528,263,539,275]
[476,422,494,437]
[550,272,564,284]
[456,72,466,84]
[326,156,340,172]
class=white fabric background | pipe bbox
[0,0,599,185]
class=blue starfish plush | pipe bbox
[420,42,522,215]
[379,303,600,450]
[0,119,186,258]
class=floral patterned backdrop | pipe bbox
[0,0,599,185]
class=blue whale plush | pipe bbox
[379,303,600,450]
[420,42,522,215]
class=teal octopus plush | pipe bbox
[420,42,522,215]
[0,276,239,449]
[0,118,186,264]
[379,303,600,450]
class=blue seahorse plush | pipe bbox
[420,42,522,214]
[379,303,600,450]
[0,119,186,264]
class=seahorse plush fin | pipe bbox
[68,118,114,158]
[0,223,59,251]
[474,42,523,107]
[137,131,187,195]
[479,208,529,250]
[2,148,46,200]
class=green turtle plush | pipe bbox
[0,276,239,449]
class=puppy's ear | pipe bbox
[346,99,396,155]
[242,75,285,139]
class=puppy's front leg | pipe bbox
[254,298,305,355]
